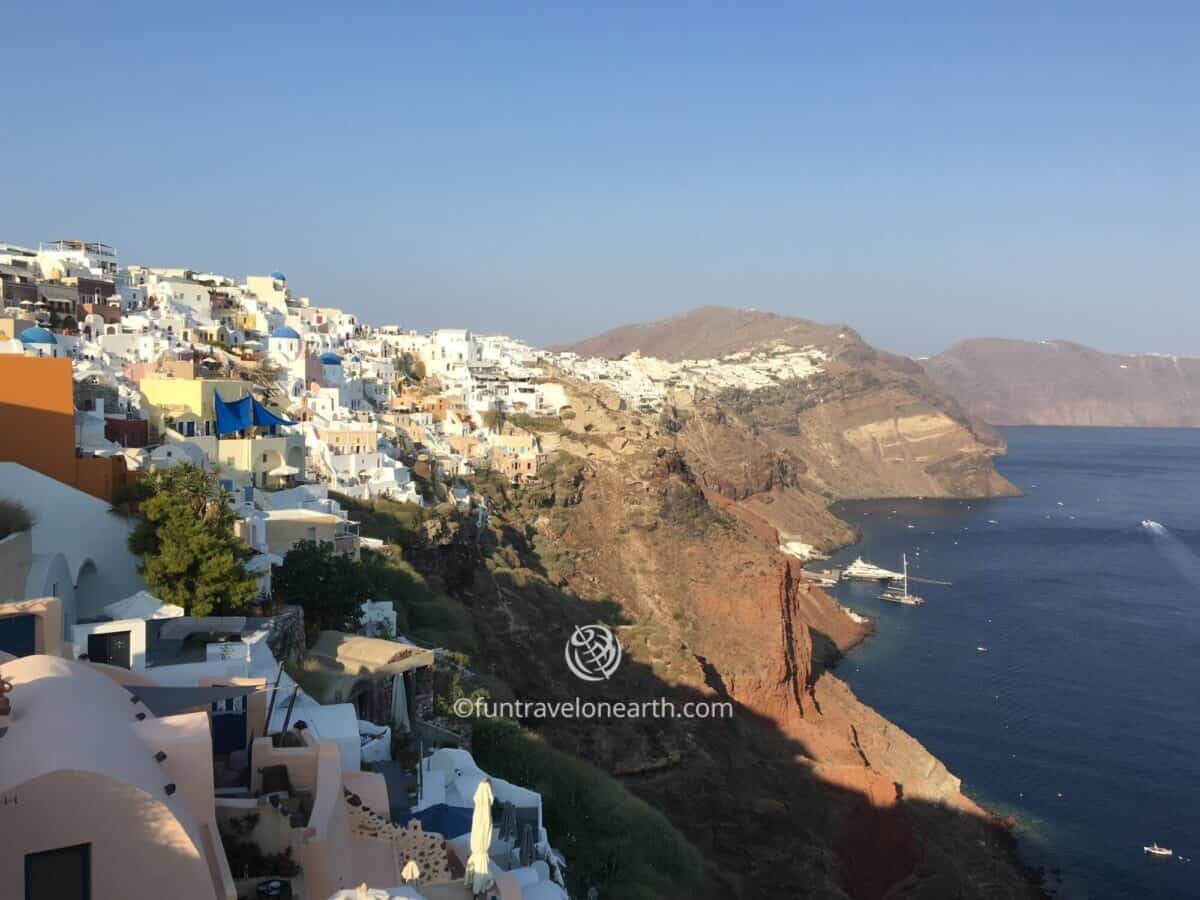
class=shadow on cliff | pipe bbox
[358,483,1041,898]
[458,574,1042,900]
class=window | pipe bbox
[25,843,90,900]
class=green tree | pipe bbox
[128,465,259,616]
[273,539,370,633]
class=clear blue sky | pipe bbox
[2,2,1196,355]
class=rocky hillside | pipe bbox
[388,374,1038,899]
[923,338,1200,427]
[562,306,1018,547]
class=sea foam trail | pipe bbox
[1141,520,1200,589]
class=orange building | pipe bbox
[0,356,132,502]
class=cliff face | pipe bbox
[924,338,1200,427]
[569,307,1019,545]
[454,380,1036,898]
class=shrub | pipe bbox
[218,814,300,879]
[472,721,733,900]
[0,499,33,541]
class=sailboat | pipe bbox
[880,554,924,605]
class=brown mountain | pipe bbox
[922,338,1200,427]
[385,308,1036,897]
[416,376,1038,898]
[562,305,847,360]
[563,306,1018,540]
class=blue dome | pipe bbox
[319,352,342,366]
[270,271,286,282]
[270,326,301,340]
[350,354,361,362]
[18,326,57,345]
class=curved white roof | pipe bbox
[0,655,205,848]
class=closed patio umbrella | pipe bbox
[519,823,535,867]
[401,859,421,884]
[498,801,517,842]
[464,778,495,896]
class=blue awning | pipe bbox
[215,394,251,435]
[251,396,295,429]
[214,393,295,436]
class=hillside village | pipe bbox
[0,238,838,900]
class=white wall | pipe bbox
[0,463,147,623]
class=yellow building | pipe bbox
[215,435,306,491]
[140,376,305,489]
[140,376,251,441]
[315,420,377,456]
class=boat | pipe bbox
[880,555,923,605]
[1144,843,1173,858]
[843,557,903,582]
[802,566,841,587]
[976,646,989,653]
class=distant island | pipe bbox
[922,338,1200,427]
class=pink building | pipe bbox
[0,654,237,899]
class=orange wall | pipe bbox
[0,356,76,488]
[75,454,134,502]
[0,356,131,502]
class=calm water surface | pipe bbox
[829,427,1200,899]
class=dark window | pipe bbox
[25,843,90,900]
[0,614,36,657]
[87,631,131,669]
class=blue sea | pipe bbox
[829,427,1200,900]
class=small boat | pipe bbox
[976,646,989,653]
[1144,843,1173,858]
[880,555,923,605]
[803,566,841,587]
[844,557,903,581]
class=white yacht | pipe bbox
[843,557,902,581]
[1144,843,1173,858]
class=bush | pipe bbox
[110,479,154,517]
[360,549,479,655]
[274,539,371,635]
[218,814,300,879]
[507,413,562,433]
[472,721,733,900]
[331,492,426,546]
[0,499,33,541]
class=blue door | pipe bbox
[211,696,248,754]
[0,614,36,657]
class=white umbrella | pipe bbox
[401,859,421,884]
[464,778,495,895]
